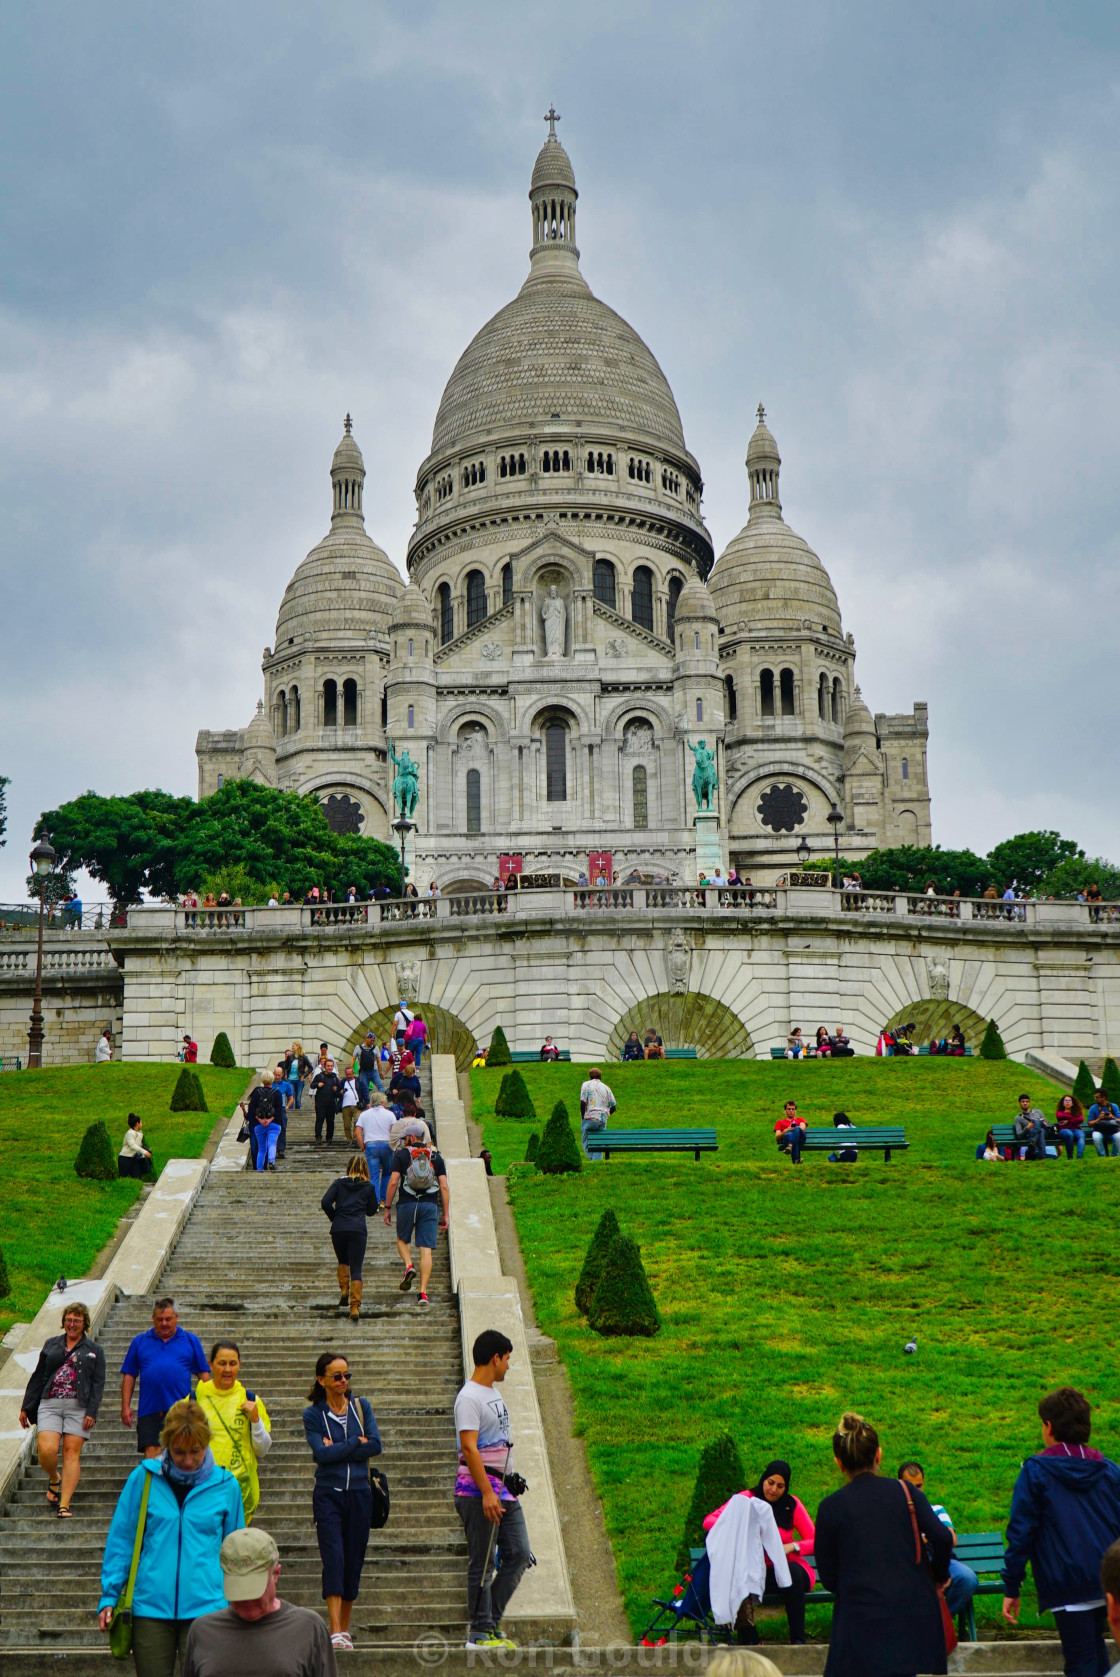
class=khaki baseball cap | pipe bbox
[220,1527,279,1601]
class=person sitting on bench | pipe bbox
[644,1031,666,1061]
[703,1459,816,1647]
[828,1112,858,1164]
[829,1027,854,1058]
[1013,1094,1048,1161]
[539,1036,561,1061]
[775,1101,806,1166]
[898,1463,978,1624]
[621,1031,644,1062]
[947,1024,966,1055]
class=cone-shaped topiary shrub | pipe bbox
[525,1132,540,1164]
[575,1208,621,1314]
[675,1433,746,1571]
[209,1031,235,1068]
[499,1070,536,1120]
[587,1234,659,1338]
[74,1119,117,1181]
[488,1026,512,1067]
[170,1068,208,1112]
[1072,1059,1097,1109]
[1100,1057,1120,1105]
[979,1019,1007,1060]
[537,1099,582,1173]
[494,1072,513,1115]
[0,1243,10,1299]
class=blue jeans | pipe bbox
[364,1140,394,1203]
[1093,1130,1120,1157]
[291,1077,303,1109]
[410,1040,425,1070]
[1057,1125,1085,1159]
[778,1127,803,1164]
[255,1122,280,1168]
[581,1115,607,1160]
[945,1557,978,1617]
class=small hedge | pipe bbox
[74,1120,117,1182]
[1100,1057,1120,1106]
[210,1031,236,1068]
[575,1208,621,1314]
[170,1068,208,1112]
[536,1099,582,1174]
[496,1070,536,1119]
[979,1019,1007,1060]
[1072,1059,1097,1110]
[525,1132,540,1164]
[587,1234,659,1338]
[494,1072,512,1114]
[488,1026,512,1067]
[675,1433,746,1571]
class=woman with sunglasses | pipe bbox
[303,1352,382,1654]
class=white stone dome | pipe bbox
[390,582,435,633]
[674,576,718,621]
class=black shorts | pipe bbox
[137,1411,166,1453]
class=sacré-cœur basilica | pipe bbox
[196,115,931,889]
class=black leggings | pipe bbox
[331,1229,367,1281]
[737,1561,811,1645]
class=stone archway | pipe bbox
[346,1002,478,1071]
[607,991,753,1060]
[883,999,990,1051]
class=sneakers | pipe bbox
[467,1632,516,1650]
[399,1266,416,1292]
[330,1631,354,1651]
[417,1291,430,1306]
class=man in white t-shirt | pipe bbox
[453,1329,532,1651]
[95,1030,113,1063]
[392,1003,414,1048]
[355,1095,395,1206]
[578,1068,615,1161]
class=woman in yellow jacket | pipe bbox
[194,1340,272,1521]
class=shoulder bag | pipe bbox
[109,1471,153,1658]
[350,1396,390,1528]
[900,1477,957,1656]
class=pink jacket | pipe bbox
[703,1490,816,1588]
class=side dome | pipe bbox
[390,582,435,634]
[274,421,403,647]
[674,576,718,622]
[709,406,842,636]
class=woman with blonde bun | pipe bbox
[707,1652,785,1677]
[813,1412,952,1677]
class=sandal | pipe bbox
[57,1506,72,1518]
[46,1481,60,1506]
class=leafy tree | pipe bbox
[35,790,192,910]
[197,865,277,906]
[575,1208,622,1314]
[74,1120,116,1181]
[587,1234,660,1338]
[487,1026,512,1067]
[525,1132,540,1164]
[676,1433,746,1571]
[210,1031,236,1068]
[170,1068,208,1112]
[1039,855,1120,901]
[987,831,1081,894]
[1100,1058,1120,1106]
[1072,1060,1097,1109]
[0,1241,10,1299]
[536,1099,582,1174]
[853,845,994,897]
[979,1019,1007,1060]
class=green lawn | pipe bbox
[0,1063,249,1337]
[472,1058,1115,1639]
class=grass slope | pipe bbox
[472,1058,1115,1639]
[0,1064,248,1337]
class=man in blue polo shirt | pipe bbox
[120,1297,208,1457]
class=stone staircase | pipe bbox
[0,1054,470,1657]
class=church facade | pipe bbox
[196,121,931,888]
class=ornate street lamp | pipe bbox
[827,801,845,888]
[795,836,811,868]
[28,836,57,1069]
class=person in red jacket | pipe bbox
[704,1459,816,1644]
[181,1035,198,1064]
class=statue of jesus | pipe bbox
[542,585,566,658]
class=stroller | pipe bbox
[641,1550,720,1644]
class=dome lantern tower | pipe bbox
[747,402,781,518]
[525,105,585,292]
[331,413,365,525]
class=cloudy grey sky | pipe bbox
[1,0,1117,900]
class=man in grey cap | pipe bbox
[183,1528,336,1675]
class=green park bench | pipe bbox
[989,1122,1067,1158]
[508,1049,572,1062]
[917,1044,974,1055]
[665,1047,698,1059]
[585,1128,718,1161]
[801,1125,908,1162]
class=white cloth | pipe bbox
[706,1487,791,1625]
[356,1107,395,1146]
[119,1127,148,1158]
[95,1035,112,1062]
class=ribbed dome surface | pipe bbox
[531,136,576,191]
[275,527,403,646]
[709,514,842,636]
[675,576,718,619]
[429,287,687,457]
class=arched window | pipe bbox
[342,678,357,727]
[760,668,775,718]
[502,561,513,607]
[380,687,387,728]
[666,574,683,643]
[500,456,508,478]
[438,581,453,645]
[696,698,704,723]
[545,723,567,802]
[818,673,828,720]
[725,674,737,721]
[562,449,570,471]
[832,677,841,723]
[277,691,288,736]
[407,704,415,729]
[631,565,654,632]
[901,757,910,781]
[323,679,338,728]
[466,768,481,834]
[606,453,613,475]
[542,451,551,473]
[593,558,617,610]
[779,667,796,716]
[466,570,487,629]
[633,764,648,830]
[518,453,526,474]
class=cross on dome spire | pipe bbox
[544,104,560,139]
[757,402,766,424]
[344,412,352,434]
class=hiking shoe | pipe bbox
[467,1632,516,1649]
[399,1267,416,1292]
[417,1291,430,1306]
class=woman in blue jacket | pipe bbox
[97,1397,243,1675]
[1003,1386,1120,1677]
[303,1350,382,1655]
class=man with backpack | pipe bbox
[392,1001,414,1051]
[356,1033,384,1105]
[383,1128,449,1306]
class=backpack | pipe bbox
[403,1146,437,1197]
